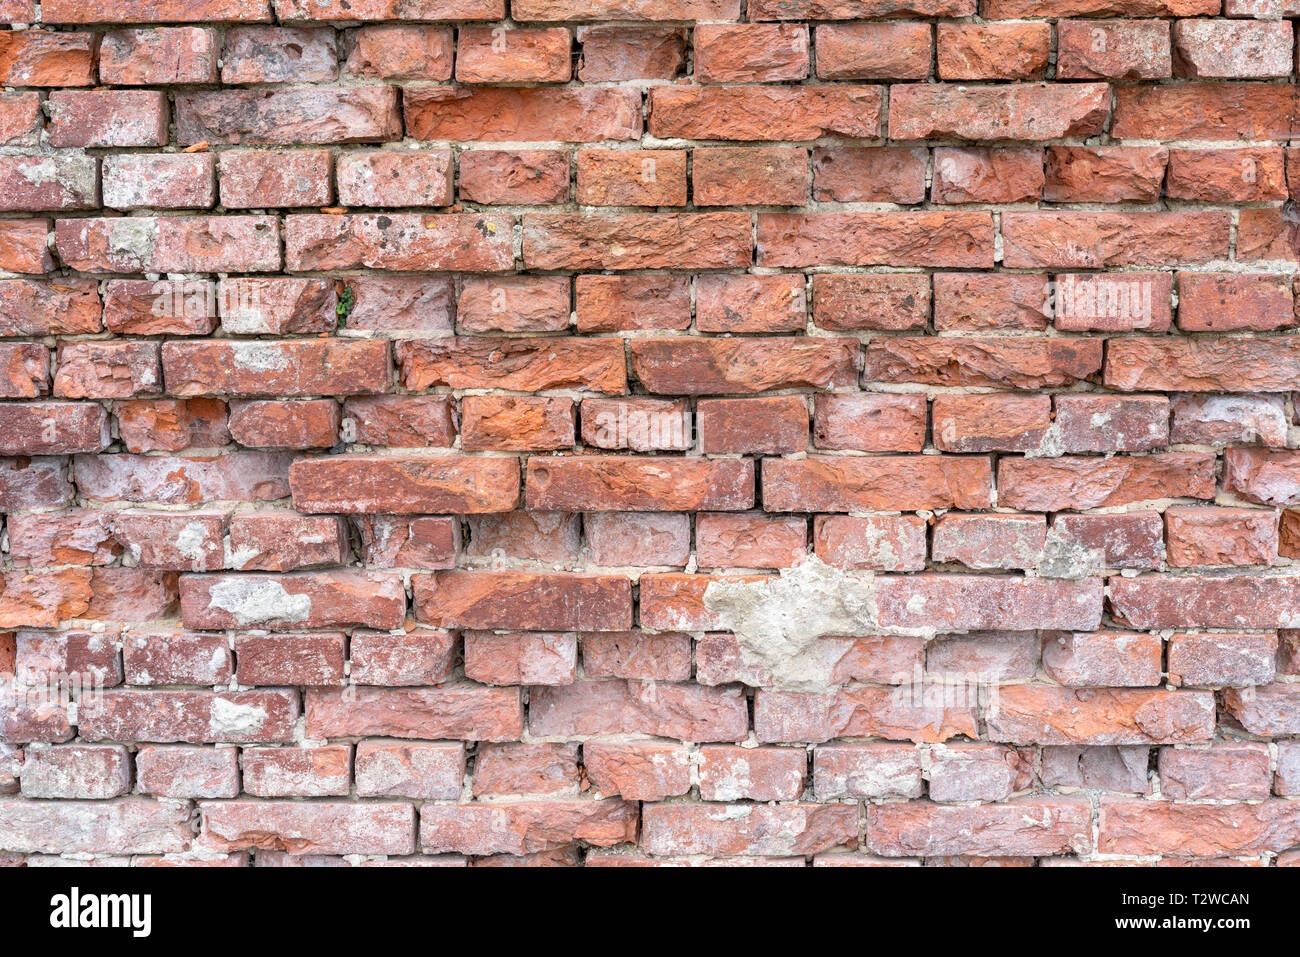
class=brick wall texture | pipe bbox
[3,0,1300,868]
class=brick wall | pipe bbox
[1,0,1299,867]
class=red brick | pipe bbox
[286,214,512,272]
[1041,631,1163,688]
[103,153,216,211]
[1178,273,1293,332]
[0,402,108,455]
[276,0,503,19]
[1045,147,1168,203]
[337,150,453,208]
[988,686,1214,746]
[163,339,389,397]
[755,686,976,745]
[811,147,926,204]
[0,30,96,86]
[1173,19,1293,79]
[235,633,346,686]
[290,455,517,514]
[877,575,1101,632]
[694,147,809,206]
[575,275,689,332]
[356,741,464,799]
[1052,394,1170,453]
[1171,393,1288,448]
[458,276,568,334]
[1099,798,1300,857]
[1165,507,1278,567]
[457,26,570,83]
[100,27,219,84]
[1113,81,1294,141]
[700,746,806,802]
[241,745,350,798]
[576,150,687,207]
[0,798,192,855]
[576,25,686,81]
[0,155,98,212]
[1057,19,1171,79]
[1224,448,1300,507]
[650,86,881,140]
[584,742,690,801]
[812,394,925,452]
[226,513,347,572]
[176,87,400,145]
[307,685,515,743]
[928,745,1034,803]
[342,395,455,448]
[107,510,225,571]
[890,83,1108,141]
[343,25,454,80]
[459,150,569,205]
[812,274,930,331]
[581,631,692,682]
[420,800,636,857]
[999,453,1215,511]
[464,511,580,563]
[354,516,459,571]
[580,398,691,452]
[765,456,991,512]
[179,571,405,630]
[583,513,690,567]
[698,396,809,455]
[136,746,239,799]
[341,276,454,332]
[530,680,747,742]
[813,515,927,572]
[865,337,1101,390]
[1055,272,1173,332]
[1166,147,1286,203]
[526,213,749,271]
[406,87,639,142]
[696,23,808,82]
[1167,631,1277,687]
[229,399,339,449]
[759,212,994,268]
[115,398,229,453]
[54,342,158,400]
[814,743,922,800]
[44,0,272,20]
[349,626,457,686]
[413,572,631,632]
[631,336,855,394]
[816,22,930,80]
[56,216,281,273]
[1110,574,1300,630]
[696,513,806,569]
[123,630,233,686]
[932,514,1045,571]
[937,22,1050,80]
[527,456,753,511]
[0,92,40,146]
[79,690,299,744]
[869,799,1091,858]
[932,147,1043,204]
[222,26,336,83]
[219,149,333,208]
[1105,337,1300,393]
[463,632,577,686]
[201,801,414,856]
[0,342,50,397]
[0,220,53,274]
[49,90,168,147]
[1002,212,1230,268]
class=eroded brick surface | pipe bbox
[0,1,1294,871]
